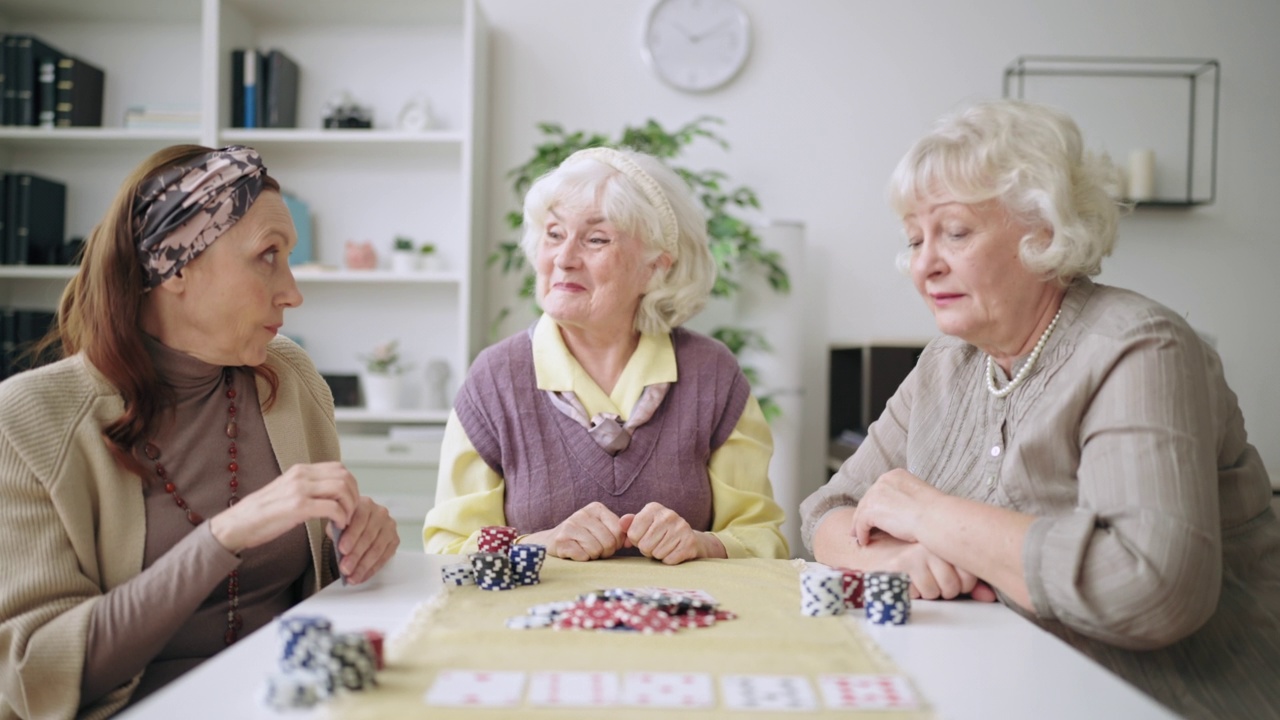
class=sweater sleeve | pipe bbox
[0,442,127,719]
[79,523,241,705]
[421,410,506,555]
[707,395,788,559]
[1023,319,1222,650]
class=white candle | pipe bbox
[1127,149,1155,202]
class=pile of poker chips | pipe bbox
[440,526,547,591]
[799,567,906,624]
[262,615,382,711]
[505,587,736,635]
[863,571,911,625]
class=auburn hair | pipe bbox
[38,145,283,480]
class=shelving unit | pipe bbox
[0,0,489,412]
[0,0,489,537]
[1002,56,1219,207]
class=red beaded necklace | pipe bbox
[142,367,243,646]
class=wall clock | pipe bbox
[642,0,751,93]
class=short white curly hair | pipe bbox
[888,99,1123,283]
[520,148,716,335]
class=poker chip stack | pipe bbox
[799,568,845,616]
[325,632,379,691]
[477,525,519,554]
[838,568,866,610]
[864,571,911,625]
[470,551,517,591]
[279,616,334,670]
[262,667,334,711]
[441,561,475,586]
[362,630,385,670]
[506,588,734,634]
[508,543,547,585]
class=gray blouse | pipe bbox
[801,279,1279,720]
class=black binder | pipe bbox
[264,49,300,128]
[54,55,104,127]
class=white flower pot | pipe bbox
[390,251,417,274]
[418,253,443,272]
[361,372,402,412]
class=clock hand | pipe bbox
[690,18,733,42]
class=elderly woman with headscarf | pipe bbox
[801,100,1279,720]
[0,145,399,719]
[424,147,787,564]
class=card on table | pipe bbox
[423,670,525,707]
[621,672,715,709]
[721,674,818,711]
[817,674,919,710]
[526,671,619,707]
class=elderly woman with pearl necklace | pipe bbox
[801,100,1279,720]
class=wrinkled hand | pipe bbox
[209,461,359,554]
[543,502,627,562]
[331,496,399,585]
[851,468,944,547]
[623,502,722,565]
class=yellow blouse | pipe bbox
[423,315,788,559]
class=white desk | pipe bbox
[121,553,1176,720]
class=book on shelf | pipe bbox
[14,34,67,127]
[232,48,300,129]
[3,172,66,266]
[0,308,56,380]
[264,49,300,128]
[55,55,105,127]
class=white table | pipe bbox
[121,553,1177,720]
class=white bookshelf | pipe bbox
[0,0,489,433]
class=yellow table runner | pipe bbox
[330,557,932,719]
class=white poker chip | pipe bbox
[505,614,554,629]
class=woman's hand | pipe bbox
[534,502,628,562]
[208,461,359,555]
[851,468,945,547]
[331,496,400,585]
[623,502,725,565]
[814,507,996,601]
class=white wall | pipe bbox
[477,0,1280,533]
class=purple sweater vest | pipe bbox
[454,327,751,537]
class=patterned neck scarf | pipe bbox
[133,145,266,289]
[546,384,671,456]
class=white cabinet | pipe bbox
[0,0,488,515]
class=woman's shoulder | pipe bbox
[1076,282,1199,344]
[672,326,739,366]
[0,355,111,413]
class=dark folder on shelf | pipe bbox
[230,48,245,128]
[54,55,104,127]
[264,49,299,128]
[3,36,20,126]
[15,34,67,127]
[5,173,66,265]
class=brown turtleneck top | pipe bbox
[79,338,309,707]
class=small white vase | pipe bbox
[418,253,443,272]
[361,373,402,412]
[390,251,417,274]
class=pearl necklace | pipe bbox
[986,308,1062,399]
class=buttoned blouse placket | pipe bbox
[980,357,1025,499]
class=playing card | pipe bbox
[621,672,714,708]
[423,670,525,707]
[527,671,619,707]
[817,674,918,710]
[721,675,818,711]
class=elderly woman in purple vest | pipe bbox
[424,147,788,564]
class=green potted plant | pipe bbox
[391,236,416,273]
[359,340,411,412]
[491,116,790,420]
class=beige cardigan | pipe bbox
[0,337,340,720]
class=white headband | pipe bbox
[572,147,679,255]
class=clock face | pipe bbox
[643,0,751,92]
